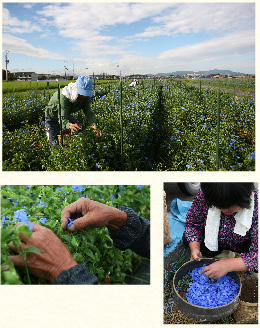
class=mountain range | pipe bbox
[149,69,253,77]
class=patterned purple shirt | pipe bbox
[184,188,258,273]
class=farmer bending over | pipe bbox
[45,76,102,148]
[9,198,150,284]
[183,183,258,279]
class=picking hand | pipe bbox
[69,123,81,133]
[92,124,102,136]
[9,222,77,282]
[93,129,102,137]
[61,198,127,232]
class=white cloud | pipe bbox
[133,3,255,38]
[23,4,35,9]
[35,3,171,55]
[2,7,42,34]
[158,30,255,63]
[37,3,170,32]
[2,34,64,60]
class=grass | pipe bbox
[185,78,255,94]
[2,79,119,96]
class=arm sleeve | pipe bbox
[240,189,258,273]
[82,97,96,126]
[52,264,99,285]
[60,96,73,130]
[109,206,150,258]
[184,190,208,244]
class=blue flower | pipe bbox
[13,209,33,231]
[1,216,8,225]
[137,185,144,189]
[37,200,45,207]
[67,218,73,227]
[72,185,84,192]
[38,217,47,224]
[248,151,255,160]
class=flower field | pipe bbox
[1,184,150,284]
[2,79,255,171]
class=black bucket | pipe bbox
[172,258,242,322]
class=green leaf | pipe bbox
[16,224,32,238]
[1,229,15,244]
[2,271,22,285]
[71,236,79,248]
[73,253,85,263]
[88,234,95,245]
[84,248,95,260]
[61,234,71,243]
[24,246,41,254]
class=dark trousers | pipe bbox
[45,115,86,148]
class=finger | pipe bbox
[61,199,89,230]
[70,216,91,231]
[67,223,76,232]
[9,255,25,267]
[199,266,209,274]
[208,273,216,279]
[61,206,76,230]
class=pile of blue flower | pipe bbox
[186,265,239,307]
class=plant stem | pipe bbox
[18,243,31,285]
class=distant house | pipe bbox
[14,72,35,81]
[31,73,38,81]
[38,73,50,80]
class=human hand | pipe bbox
[9,222,77,282]
[189,241,202,261]
[92,125,102,136]
[61,198,127,232]
[94,129,102,136]
[69,123,81,133]
[190,249,202,261]
[199,260,228,279]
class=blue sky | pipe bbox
[2,2,255,76]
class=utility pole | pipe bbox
[64,60,68,79]
[5,50,9,81]
[64,66,68,79]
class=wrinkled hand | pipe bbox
[61,198,127,232]
[69,123,81,133]
[9,222,77,282]
[190,249,202,261]
[200,261,228,279]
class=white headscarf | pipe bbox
[62,82,78,103]
[204,192,254,251]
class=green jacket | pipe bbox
[45,91,96,129]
